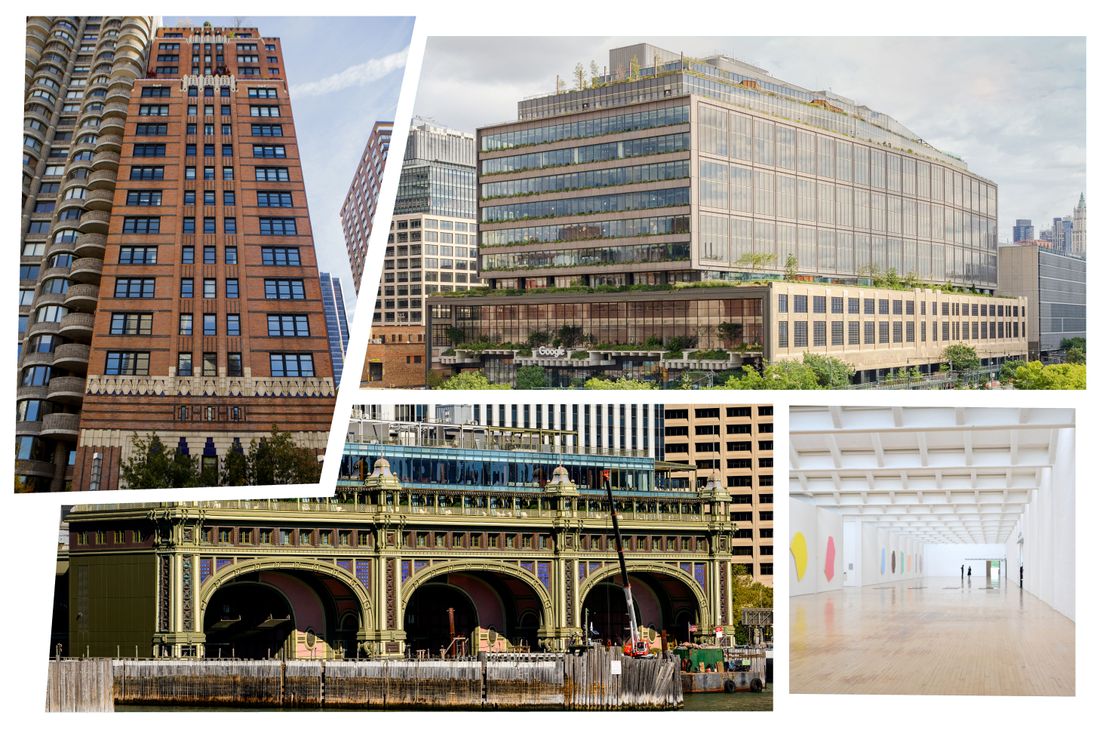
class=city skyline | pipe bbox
[414,36,1086,251]
[166,16,413,315]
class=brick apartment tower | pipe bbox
[20,17,156,492]
[72,23,336,489]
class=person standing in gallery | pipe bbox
[1020,565,1024,588]
[967,565,972,580]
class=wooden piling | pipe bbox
[45,658,113,712]
[47,651,681,710]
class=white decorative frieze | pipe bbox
[85,374,336,398]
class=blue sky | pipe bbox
[166,16,413,316]
[417,37,1086,245]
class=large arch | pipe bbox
[577,562,711,642]
[400,560,556,653]
[199,557,374,658]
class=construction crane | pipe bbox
[603,469,650,658]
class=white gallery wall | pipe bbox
[1005,426,1075,621]
[860,524,923,586]
[924,544,1008,577]
[789,498,845,596]
[842,520,861,586]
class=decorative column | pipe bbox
[545,465,582,650]
[359,457,407,658]
[149,508,208,657]
[701,473,735,638]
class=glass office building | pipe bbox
[477,43,998,292]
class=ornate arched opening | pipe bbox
[401,561,554,655]
[200,559,372,659]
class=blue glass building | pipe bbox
[320,271,351,383]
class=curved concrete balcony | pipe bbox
[46,376,86,404]
[64,283,99,311]
[26,21,50,43]
[53,343,91,372]
[26,50,44,71]
[24,105,51,128]
[78,209,110,233]
[66,158,93,178]
[74,233,107,258]
[34,61,64,82]
[70,259,103,284]
[15,459,55,480]
[121,16,153,34]
[70,143,96,162]
[16,420,42,438]
[116,34,146,58]
[104,85,131,106]
[15,385,49,402]
[25,320,61,339]
[84,188,115,211]
[94,134,123,153]
[55,195,87,217]
[20,351,56,368]
[77,118,104,137]
[41,412,81,438]
[44,40,74,58]
[91,150,120,172]
[33,290,68,309]
[97,114,125,136]
[59,312,94,341]
[46,240,77,259]
[87,169,117,191]
[29,76,60,97]
[42,265,72,281]
[111,50,144,74]
[101,102,129,119]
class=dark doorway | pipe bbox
[204,582,293,659]
[404,583,477,656]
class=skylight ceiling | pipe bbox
[789,407,1074,544]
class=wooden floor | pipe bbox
[790,577,1075,696]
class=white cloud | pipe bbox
[292,47,408,98]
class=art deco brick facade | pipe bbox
[72,24,335,489]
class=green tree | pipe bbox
[515,365,549,389]
[584,376,655,390]
[1060,337,1086,352]
[556,325,585,348]
[445,326,465,346]
[525,330,552,348]
[437,371,511,390]
[730,565,773,645]
[573,61,586,90]
[717,321,744,345]
[802,353,854,389]
[942,343,979,372]
[717,360,823,390]
[589,60,601,88]
[734,251,777,273]
[120,433,200,489]
[629,54,640,81]
[1065,346,1086,364]
[783,253,799,281]
[999,359,1024,381]
[1012,361,1086,390]
[247,427,322,486]
[220,447,250,486]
